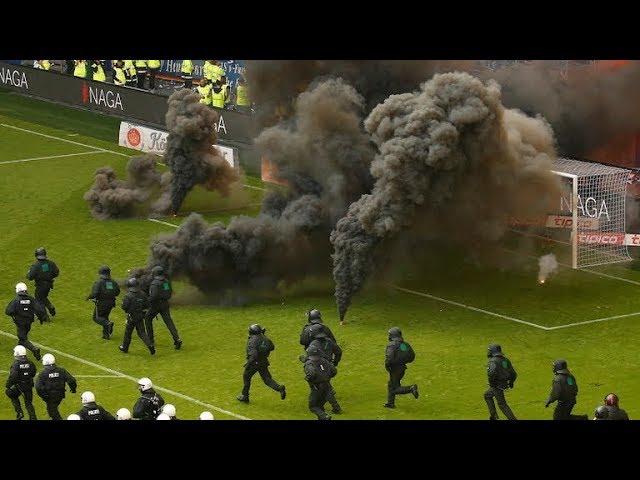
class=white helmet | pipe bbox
[162,404,176,418]
[156,413,171,420]
[199,411,214,420]
[67,414,81,420]
[13,345,26,357]
[116,408,132,420]
[81,391,95,404]
[138,377,152,391]
[42,353,55,366]
[15,282,27,294]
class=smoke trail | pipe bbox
[83,155,163,220]
[538,253,558,283]
[331,72,562,319]
[139,79,375,299]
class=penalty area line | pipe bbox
[0,150,108,165]
[0,329,250,420]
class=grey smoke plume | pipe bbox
[139,79,375,299]
[162,89,240,214]
[331,72,562,319]
[538,253,558,283]
[487,61,640,156]
[83,155,164,219]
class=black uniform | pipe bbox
[35,364,77,420]
[5,292,47,358]
[133,389,165,420]
[308,335,343,413]
[385,332,418,408]
[5,356,37,420]
[87,273,120,339]
[605,405,630,420]
[300,321,336,349]
[239,330,285,401]
[484,347,518,420]
[303,347,337,420]
[144,273,181,348]
[120,286,154,354]
[545,360,588,420]
[77,402,116,420]
[27,258,59,317]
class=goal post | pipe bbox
[550,170,579,268]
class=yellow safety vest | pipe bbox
[123,60,136,78]
[203,61,214,80]
[236,84,250,106]
[93,63,106,82]
[197,84,212,105]
[113,67,127,86]
[38,60,51,70]
[211,88,226,108]
[148,60,161,69]
[134,60,148,69]
[74,61,87,78]
[181,60,193,75]
[211,64,225,82]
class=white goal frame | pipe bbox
[550,169,579,268]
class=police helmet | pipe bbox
[152,265,164,276]
[15,283,27,294]
[116,408,132,420]
[35,247,47,260]
[553,359,568,373]
[98,265,111,276]
[67,414,81,420]
[138,377,153,391]
[42,353,55,366]
[487,344,502,357]
[308,323,328,339]
[157,413,171,420]
[307,309,322,323]
[126,277,138,288]
[81,391,95,404]
[248,324,264,335]
[162,404,176,418]
[604,393,619,407]
[388,327,402,339]
[13,345,26,357]
[200,411,214,420]
[594,405,609,420]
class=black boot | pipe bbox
[412,385,419,399]
[237,394,249,403]
[384,403,396,409]
[119,345,128,353]
[149,346,156,355]
[16,411,24,420]
[280,385,286,400]
[174,339,182,350]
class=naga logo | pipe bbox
[127,128,141,147]
[81,82,123,110]
[0,67,28,89]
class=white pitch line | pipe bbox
[148,218,180,228]
[0,150,107,165]
[0,329,250,420]
[243,184,266,191]
[390,285,550,330]
[546,311,640,330]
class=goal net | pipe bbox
[510,157,632,269]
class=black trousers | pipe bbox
[145,302,180,345]
[136,70,147,89]
[387,366,413,405]
[93,303,114,338]
[7,386,37,419]
[308,381,331,419]
[553,401,589,420]
[35,283,55,316]
[484,386,517,420]
[242,363,282,397]
[122,316,152,350]
[327,383,341,411]
[44,396,64,420]
[182,75,193,89]
[148,67,159,90]
[15,321,38,355]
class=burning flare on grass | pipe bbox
[538,253,558,284]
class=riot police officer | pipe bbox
[5,283,47,360]
[119,278,155,355]
[384,327,419,409]
[545,359,589,420]
[87,265,120,339]
[603,393,630,420]
[144,266,182,350]
[76,391,115,420]
[5,345,37,420]
[26,247,59,318]
[133,377,165,420]
[306,323,343,414]
[162,404,178,420]
[35,353,77,420]
[237,324,286,403]
[303,344,337,420]
[484,344,518,420]
[300,309,336,348]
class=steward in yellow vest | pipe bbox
[112,61,127,86]
[92,60,106,82]
[236,77,250,108]
[181,60,194,88]
[123,60,137,85]
[197,78,212,105]
[210,81,226,108]
[134,60,148,89]
[73,60,88,78]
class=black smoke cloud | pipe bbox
[330,72,562,319]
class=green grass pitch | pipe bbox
[2,87,640,420]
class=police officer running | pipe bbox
[237,324,286,403]
[87,265,120,339]
[603,393,630,420]
[27,247,59,318]
[76,391,115,420]
[484,343,518,420]
[133,377,165,420]
[5,345,37,420]
[545,359,589,420]
[5,282,47,360]
[35,353,77,420]
[119,277,155,355]
[303,343,337,420]
[305,323,343,414]
[144,266,182,350]
[300,309,336,348]
[384,327,419,409]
